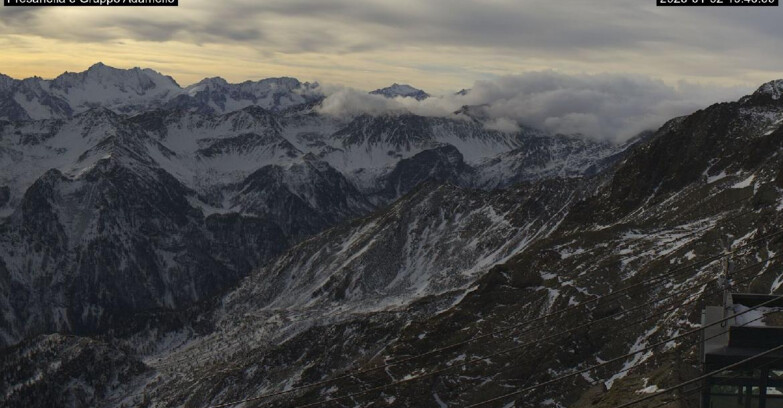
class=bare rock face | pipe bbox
[0,185,9,207]
[0,334,149,408]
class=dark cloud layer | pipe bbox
[2,0,782,56]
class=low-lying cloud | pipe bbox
[317,71,752,142]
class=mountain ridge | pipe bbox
[0,64,321,121]
[0,67,633,348]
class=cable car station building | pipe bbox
[701,293,783,408]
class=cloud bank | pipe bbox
[318,71,751,142]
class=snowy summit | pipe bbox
[756,79,783,101]
[370,83,430,100]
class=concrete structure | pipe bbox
[701,293,783,408]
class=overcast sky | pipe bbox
[0,0,781,92]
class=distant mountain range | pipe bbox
[0,63,322,121]
[0,63,435,123]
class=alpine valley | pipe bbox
[2,63,783,408]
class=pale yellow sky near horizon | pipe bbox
[0,35,774,95]
[0,0,781,94]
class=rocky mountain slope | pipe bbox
[0,65,631,350]
[4,66,782,408]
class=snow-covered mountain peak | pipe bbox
[88,61,107,70]
[42,63,180,116]
[175,76,321,114]
[188,76,228,90]
[85,61,113,74]
[241,77,322,98]
[755,79,783,100]
[52,63,179,93]
[254,76,303,89]
[739,79,783,108]
[370,83,430,100]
